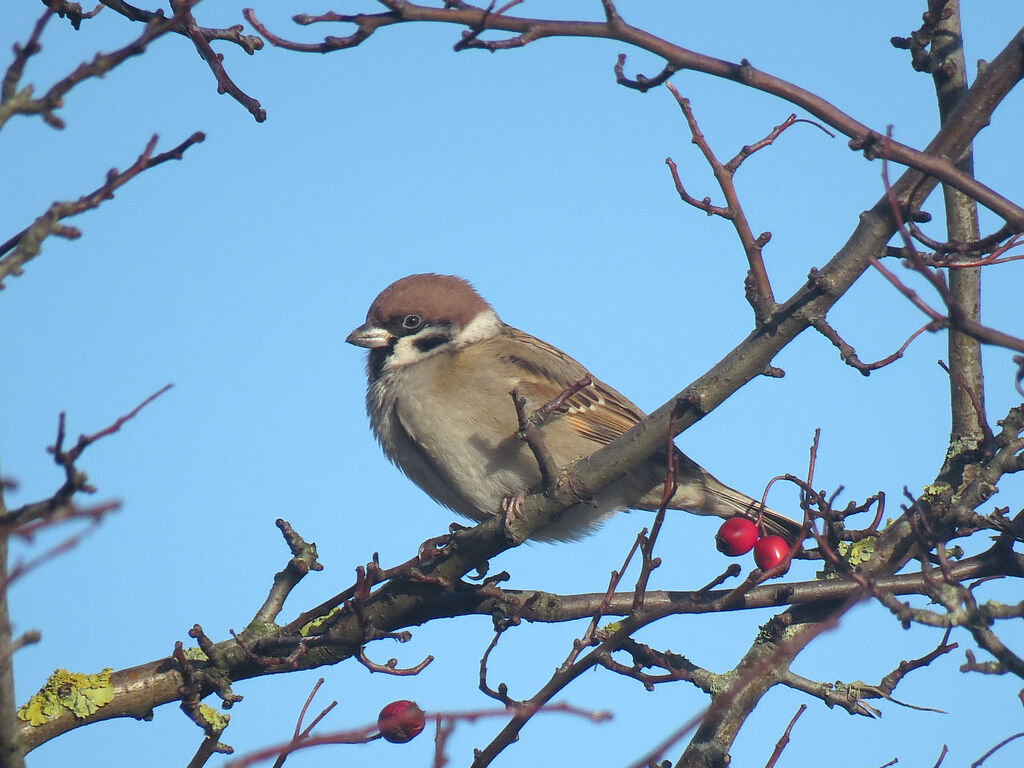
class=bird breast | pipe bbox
[367,346,543,523]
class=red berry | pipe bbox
[715,517,758,556]
[753,535,791,571]
[377,700,425,743]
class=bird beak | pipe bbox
[346,323,393,349]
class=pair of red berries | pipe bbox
[715,517,790,571]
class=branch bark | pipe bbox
[248,3,1024,229]
[929,0,987,451]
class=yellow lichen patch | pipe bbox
[599,620,623,634]
[300,606,339,636]
[922,483,951,500]
[197,703,229,732]
[18,668,115,726]
[183,647,209,662]
[838,536,876,567]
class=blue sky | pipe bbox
[3,2,1023,767]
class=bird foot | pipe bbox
[499,491,528,543]
[417,532,454,564]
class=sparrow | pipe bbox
[346,273,800,542]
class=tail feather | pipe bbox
[634,449,804,540]
[699,479,804,539]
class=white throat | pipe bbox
[457,309,503,345]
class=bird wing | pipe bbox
[498,327,646,447]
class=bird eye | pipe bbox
[402,314,423,330]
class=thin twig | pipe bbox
[763,704,806,768]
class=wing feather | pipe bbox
[498,327,646,448]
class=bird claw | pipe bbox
[417,533,454,563]
[499,491,528,543]
[500,491,525,520]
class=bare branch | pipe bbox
[0,133,204,287]
[0,1,200,130]
[356,646,433,676]
[0,385,172,530]
[813,318,935,375]
[614,53,677,93]
[245,8,401,52]
[1,6,53,104]
[169,1,265,121]
[101,0,264,53]
[972,732,1024,767]
[664,81,778,320]
[249,520,324,627]
[763,705,806,768]
[871,150,1024,355]
[509,388,561,493]
[250,2,1024,228]
[46,1,104,31]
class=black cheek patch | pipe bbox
[413,334,449,354]
[368,348,391,380]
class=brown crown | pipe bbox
[367,273,494,329]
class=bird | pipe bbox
[346,273,800,543]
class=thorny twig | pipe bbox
[247,1,1024,228]
[0,385,172,530]
[249,520,323,627]
[43,1,103,31]
[357,645,433,676]
[100,0,264,53]
[43,0,266,118]
[48,384,173,490]
[510,389,560,493]
[281,541,468,639]
[172,641,234,758]
[453,0,530,52]
[665,81,777,320]
[614,52,677,93]
[781,629,956,718]
[509,376,593,495]
[564,531,645,669]
[972,731,1024,767]
[813,317,936,376]
[266,678,337,768]
[908,222,1021,262]
[8,5,1024,764]
[0,1,200,130]
[869,139,1024,355]
[1,5,53,105]
[245,8,399,53]
[479,592,539,705]
[0,134,204,286]
[631,413,678,610]
[169,0,265,121]
[626,592,865,768]
[663,81,832,322]
[1,502,119,591]
[763,704,806,768]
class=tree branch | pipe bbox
[0,1,200,130]
[0,133,204,288]
[248,2,1024,229]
